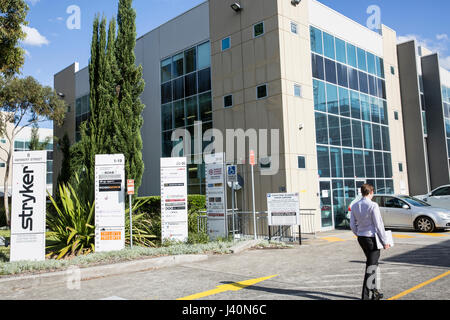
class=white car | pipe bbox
[415,185,450,210]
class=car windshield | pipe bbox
[399,196,431,207]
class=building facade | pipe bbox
[397,40,450,196]
[54,0,412,232]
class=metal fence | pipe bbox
[197,209,317,242]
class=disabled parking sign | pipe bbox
[227,165,237,183]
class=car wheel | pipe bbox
[415,216,435,233]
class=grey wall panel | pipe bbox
[397,41,429,195]
[421,54,450,189]
[75,67,89,98]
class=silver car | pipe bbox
[372,195,450,233]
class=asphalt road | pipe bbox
[1,230,449,300]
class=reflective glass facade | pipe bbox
[311,26,394,229]
[160,41,212,194]
[75,95,90,142]
[443,85,450,159]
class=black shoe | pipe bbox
[371,289,384,300]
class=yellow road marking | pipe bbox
[393,234,415,239]
[321,237,346,242]
[419,233,447,237]
[388,270,450,300]
[177,275,278,300]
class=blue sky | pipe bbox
[20,0,450,129]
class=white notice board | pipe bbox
[10,151,47,262]
[267,193,300,226]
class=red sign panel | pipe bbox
[127,179,135,195]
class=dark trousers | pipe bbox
[358,236,381,300]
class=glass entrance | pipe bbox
[319,181,333,229]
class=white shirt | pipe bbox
[350,197,388,246]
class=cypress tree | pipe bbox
[115,0,145,195]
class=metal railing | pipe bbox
[197,209,317,243]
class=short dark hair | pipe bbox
[361,184,374,197]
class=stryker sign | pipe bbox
[19,166,35,231]
[10,151,47,262]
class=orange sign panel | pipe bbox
[101,231,122,241]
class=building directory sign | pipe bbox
[10,151,47,262]
[205,153,227,240]
[160,157,188,242]
[95,154,125,252]
[267,193,300,226]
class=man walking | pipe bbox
[350,184,391,300]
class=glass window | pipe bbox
[358,71,368,94]
[399,162,403,173]
[367,52,376,75]
[317,146,330,177]
[185,96,198,127]
[325,59,337,84]
[348,68,359,91]
[376,180,385,194]
[343,149,354,178]
[341,118,352,147]
[378,79,386,99]
[161,81,173,103]
[391,66,395,75]
[335,38,346,64]
[199,92,212,122]
[382,126,391,151]
[173,77,184,101]
[337,64,348,88]
[254,22,264,38]
[360,94,370,121]
[350,91,361,119]
[323,32,335,60]
[352,120,363,148]
[432,186,450,196]
[373,124,382,150]
[326,83,339,115]
[313,80,326,112]
[311,54,325,80]
[161,58,172,83]
[328,115,341,146]
[257,84,268,99]
[385,179,394,194]
[161,103,173,131]
[315,112,328,145]
[364,151,375,178]
[354,150,365,177]
[376,57,384,78]
[310,26,323,55]
[198,68,211,93]
[339,87,350,117]
[368,75,377,97]
[347,43,357,68]
[185,73,197,97]
[370,96,380,123]
[363,122,373,149]
[298,156,306,169]
[224,95,233,108]
[173,100,185,128]
[375,152,384,178]
[394,111,399,120]
[294,84,302,97]
[357,48,367,71]
[222,37,231,51]
[197,42,211,70]
[384,153,393,178]
[14,140,24,149]
[185,47,196,74]
[291,22,298,34]
[0,163,5,168]
[172,53,184,78]
[379,99,387,125]
[82,95,89,114]
[330,148,343,178]
[162,131,173,157]
[76,98,82,116]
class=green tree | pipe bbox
[114,0,145,194]
[29,125,51,151]
[56,133,72,187]
[0,0,29,77]
[0,76,66,226]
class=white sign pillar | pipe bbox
[95,154,125,252]
[10,151,47,262]
[160,157,188,242]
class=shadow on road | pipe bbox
[219,281,359,300]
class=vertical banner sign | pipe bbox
[267,193,300,226]
[10,151,47,262]
[160,157,188,242]
[205,153,227,240]
[95,154,125,252]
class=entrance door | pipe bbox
[319,180,333,230]
[356,180,366,197]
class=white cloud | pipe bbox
[27,0,40,6]
[21,25,49,47]
[397,33,450,72]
